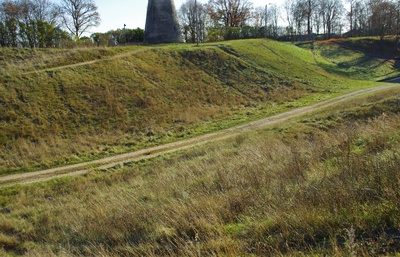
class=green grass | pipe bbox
[0,87,399,256]
[0,46,140,74]
[308,37,400,81]
[0,39,381,175]
[0,37,399,256]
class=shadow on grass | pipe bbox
[313,38,400,80]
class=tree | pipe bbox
[60,0,100,38]
[347,0,370,35]
[6,18,18,46]
[91,27,144,47]
[250,7,264,28]
[304,0,315,39]
[320,0,344,38]
[369,0,397,45]
[0,0,64,47]
[283,0,297,39]
[0,0,19,20]
[206,0,253,40]
[207,0,253,28]
[266,4,279,38]
[313,0,323,35]
[178,0,207,43]
[91,31,113,46]
[293,0,307,38]
[347,0,355,32]
[0,21,7,46]
[30,0,60,25]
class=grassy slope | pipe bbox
[0,85,399,257]
[0,47,135,74]
[0,38,399,256]
[309,37,400,81]
[0,39,378,175]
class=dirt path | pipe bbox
[1,83,398,187]
[22,48,147,75]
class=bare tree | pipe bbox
[283,0,297,37]
[0,0,20,20]
[347,0,355,32]
[313,0,323,35]
[60,0,100,38]
[293,0,308,38]
[207,0,253,27]
[320,0,344,38]
[31,0,60,24]
[266,4,279,37]
[0,0,59,24]
[251,6,266,28]
[358,0,371,33]
[369,0,397,44]
[348,0,369,34]
[178,0,207,43]
[304,0,315,39]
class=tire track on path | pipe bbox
[1,83,398,187]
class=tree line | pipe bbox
[179,0,400,43]
[0,0,103,48]
[91,27,144,47]
[0,0,145,48]
[1,0,399,48]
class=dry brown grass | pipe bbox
[0,47,134,74]
[1,39,348,175]
[0,89,399,256]
[1,38,398,256]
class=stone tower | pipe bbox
[145,0,181,44]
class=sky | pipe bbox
[85,0,284,34]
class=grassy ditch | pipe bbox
[308,37,400,81]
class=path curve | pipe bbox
[1,83,398,187]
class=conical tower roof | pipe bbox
[145,0,181,44]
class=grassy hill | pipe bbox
[0,39,379,175]
[0,38,399,256]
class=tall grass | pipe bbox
[1,39,379,175]
[0,89,399,256]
